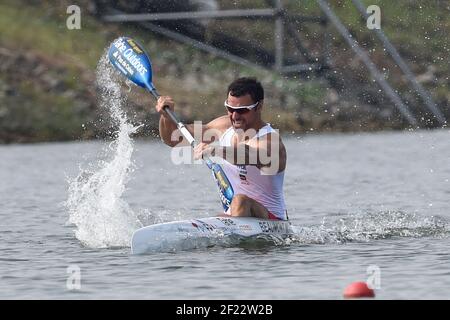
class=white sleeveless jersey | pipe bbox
[218,124,287,220]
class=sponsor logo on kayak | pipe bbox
[218,218,236,226]
[193,220,216,232]
[238,224,252,231]
[259,221,290,233]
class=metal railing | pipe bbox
[101,2,329,74]
[99,0,447,127]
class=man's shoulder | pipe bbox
[206,115,231,133]
[259,125,283,142]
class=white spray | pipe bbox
[66,54,142,248]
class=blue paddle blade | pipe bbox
[211,163,234,212]
[108,37,156,91]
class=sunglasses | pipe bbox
[224,100,259,114]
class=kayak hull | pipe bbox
[131,216,293,254]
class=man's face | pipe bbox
[226,93,259,131]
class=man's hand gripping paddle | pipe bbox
[108,37,234,212]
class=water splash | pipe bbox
[65,53,142,248]
[223,211,449,251]
[219,211,448,250]
[291,210,449,245]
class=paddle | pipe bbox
[108,37,234,212]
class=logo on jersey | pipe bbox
[238,165,249,184]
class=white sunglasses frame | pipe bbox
[224,100,259,111]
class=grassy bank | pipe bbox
[0,0,448,143]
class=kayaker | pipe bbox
[155,77,288,221]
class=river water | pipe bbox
[1,128,449,299]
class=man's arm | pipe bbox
[199,133,287,174]
[156,96,231,147]
[159,112,180,147]
[156,96,179,147]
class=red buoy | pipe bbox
[343,281,375,298]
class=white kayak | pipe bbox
[131,216,294,254]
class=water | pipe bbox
[1,129,449,299]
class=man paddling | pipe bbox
[155,77,288,221]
